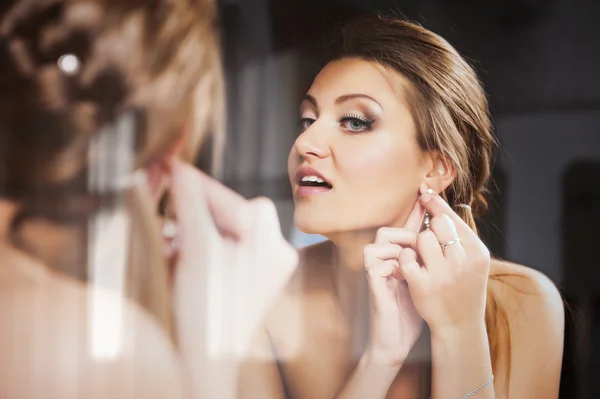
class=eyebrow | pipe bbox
[302,93,383,110]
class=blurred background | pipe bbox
[208,0,600,397]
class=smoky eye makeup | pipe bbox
[339,112,374,124]
[339,111,376,132]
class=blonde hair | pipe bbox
[0,0,224,338]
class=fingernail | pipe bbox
[421,190,433,203]
[380,261,399,277]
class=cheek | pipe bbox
[342,141,422,189]
[339,141,423,221]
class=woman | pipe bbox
[0,1,296,398]
[240,16,564,399]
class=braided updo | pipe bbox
[1,0,222,207]
[0,0,223,335]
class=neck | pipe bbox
[324,229,379,355]
[0,199,85,275]
[328,228,377,272]
[324,229,377,317]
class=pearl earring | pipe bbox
[423,188,434,230]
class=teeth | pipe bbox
[302,175,326,183]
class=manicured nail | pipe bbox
[421,189,434,203]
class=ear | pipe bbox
[423,152,456,194]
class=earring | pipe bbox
[160,193,180,268]
[422,188,434,230]
[424,211,431,230]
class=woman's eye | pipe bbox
[340,117,374,132]
[298,117,315,131]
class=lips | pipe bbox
[294,166,332,197]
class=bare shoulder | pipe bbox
[0,249,185,399]
[489,259,564,397]
[489,259,564,318]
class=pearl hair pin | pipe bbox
[58,53,81,75]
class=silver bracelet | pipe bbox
[429,375,494,399]
[460,375,494,399]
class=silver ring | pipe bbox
[440,237,460,252]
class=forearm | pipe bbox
[334,352,401,399]
[431,323,495,399]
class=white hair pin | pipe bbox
[57,53,81,75]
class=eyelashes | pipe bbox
[298,117,314,131]
[298,112,375,133]
[339,113,374,132]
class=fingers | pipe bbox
[363,242,404,305]
[248,197,283,240]
[402,198,426,233]
[416,229,444,271]
[169,160,224,278]
[420,188,476,244]
[398,247,424,286]
[171,160,251,241]
[170,160,215,241]
[429,214,466,263]
[365,259,400,309]
[364,243,403,269]
[374,227,418,249]
[247,196,299,274]
[366,259,400,279]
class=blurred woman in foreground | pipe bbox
[0,0,297,398]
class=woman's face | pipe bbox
[288,57,432,236]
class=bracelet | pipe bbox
[429,375,494,399]
[460,375,494,399]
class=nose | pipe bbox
[293,122,330,160]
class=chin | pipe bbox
[294,217,325,235]
[293,209,335,236]
[294,211,366,237]
[295,208,399,238]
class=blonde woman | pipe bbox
[240,16,564,399]
[0,1,296,398]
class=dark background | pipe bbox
[216,0,600,397]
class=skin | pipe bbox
[0,200,188,399]
[238,58,564,398]
[0,160,297,399]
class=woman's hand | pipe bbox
[169,161,298,368]
[362,200,426,367]
[399,187,490,336]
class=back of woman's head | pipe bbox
[326,15,496,228]
[0,0,223,334]
[0,0,222,212]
